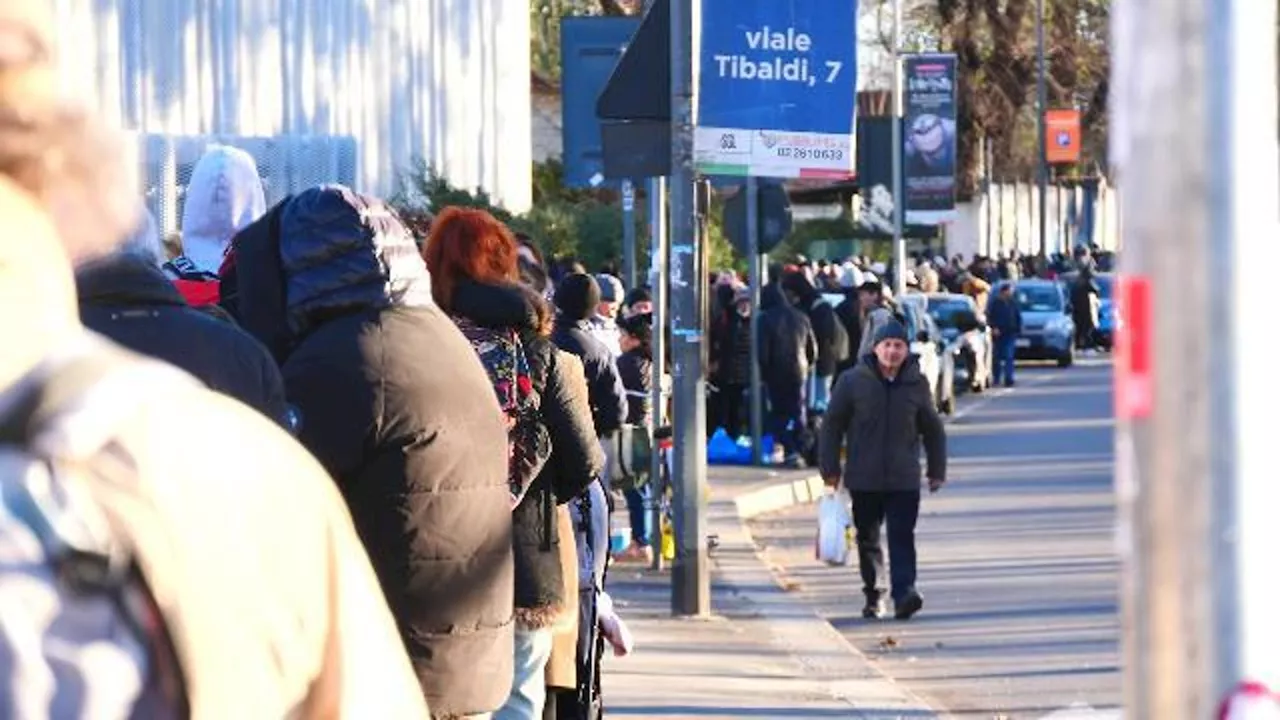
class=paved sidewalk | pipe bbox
[601,466,938,719]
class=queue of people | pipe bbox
[0,6,637,717]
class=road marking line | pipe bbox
[949,371,1059,422]
[1037,702,1122,719]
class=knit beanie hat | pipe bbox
[874,319,909,347]
[554,272,601,321]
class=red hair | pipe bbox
[423,206,520,310]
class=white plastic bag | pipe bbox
[815,488,853,566]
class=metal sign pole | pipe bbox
[890,0,906,297]
[746,178,763,465]
[622,178,637,287]
[670,0,710,617]
[648,175,668,571]
[1114,0,1280,714]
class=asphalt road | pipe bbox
[747,358,1120,719]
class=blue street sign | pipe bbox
[695,0,858,179]
[562,17,642,188]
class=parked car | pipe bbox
[1060,271,1114,349]
[900,295,957,415]
[996,279,1076,367]
[926,292,993,392]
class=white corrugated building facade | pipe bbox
[50,0,532,231]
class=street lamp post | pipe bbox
[1035,0,1048,260]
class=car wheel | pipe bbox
[1057,345,1075,368]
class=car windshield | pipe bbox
[927,298,971,328]
[1015,284,1062,312]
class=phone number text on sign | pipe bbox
[774,147,845,161]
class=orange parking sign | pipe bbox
[1045,109,1081,164]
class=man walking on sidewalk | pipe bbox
[818,320,947,620]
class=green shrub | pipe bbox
[393,160,740,278]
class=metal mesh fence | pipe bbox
[136,134,359,242]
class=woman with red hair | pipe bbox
[425,208,603,720]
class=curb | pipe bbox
[732,473,826,520]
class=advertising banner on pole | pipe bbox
[902,53,958,224]
[1045,108,1083,164]
[694,0,858,179]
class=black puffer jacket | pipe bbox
[233,186,514,716]
[76,254,289,427]
[617,348,653,426]
[450,280,604,630]
[784,273,849,378]
[834,290,863,375]
[818,354,947,492]
[551,275,627,436]
[757,284,817,386]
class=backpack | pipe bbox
[452,317,552,507]
[163,255,222,307]
[0,350,189,718]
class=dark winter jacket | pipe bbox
[710,310,752,386]
[784,274,849,378]
[219,200,292,362]
[986,293,1023,337]
[551,279,627,437]
[552,318,627,436]
[617,347,653,426]
[1071,274,1100,330]
[757,284,817,387]
[449,280,604,630]
[234,186,514,716]
[76,253,289,426]
[834,290,863,375]
[819,355,947,492]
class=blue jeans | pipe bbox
[624,484,652,546]
[494,628,554,720]
[807,372,833,413]
[993,335,1017,386]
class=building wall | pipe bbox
[51,0,532,216]
[948,180,1122,260]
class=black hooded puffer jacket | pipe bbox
[232,185,515,717]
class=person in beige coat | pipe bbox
[0,1,428,716]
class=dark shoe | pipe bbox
[1003,380,1015,388]
[862,596,887,619]
[894,590,924,620]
